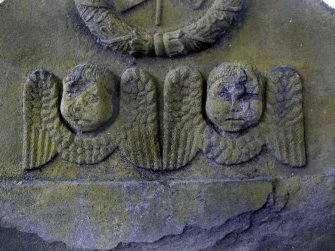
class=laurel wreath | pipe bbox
[74,0,244,57]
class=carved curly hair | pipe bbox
[63,63,117,97]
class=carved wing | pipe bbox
[58,133,117,165]
[118,68,161,170]
[202,127,263,165]
[23,70,71,169]
[163,66,206,170]
[265,67,306,167]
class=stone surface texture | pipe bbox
[0,0,334,250]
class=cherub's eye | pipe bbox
[218,91,230,100]
[242,93,258,100]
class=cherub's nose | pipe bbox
[234,84,246,99]
[229,97,241,112]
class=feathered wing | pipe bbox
[23,70,72,169]
[118,68,161,170]
[265,67,306,167]
[202,126,264,166]
[163,66,206,170]
[58,133,117,165]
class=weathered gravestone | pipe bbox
[0,0,334,250]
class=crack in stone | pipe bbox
[1,176,334,250]
[109,192,279,251]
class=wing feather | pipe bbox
[163,66,206,170]
[23,70,62,169]
[203,126,263,165]
[118,68,161,170]
[265,66,306,167]
[58,134,117,165]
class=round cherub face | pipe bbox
[61,65,116,132]
[206,64,264,133]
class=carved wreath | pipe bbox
[74,0,245,57]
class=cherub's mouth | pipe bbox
[73,118,92,123]
[224,118,244,121]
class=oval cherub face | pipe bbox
[60,64,117,132]
[206,64,264,133]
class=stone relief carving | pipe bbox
[74,0,245,57]
[23,63,306,171]
[23,63,161,170]
[163,64,306,169]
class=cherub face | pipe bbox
[61,65,116,132]
[206,64,264,133]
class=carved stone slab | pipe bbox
[0,0,334,250]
